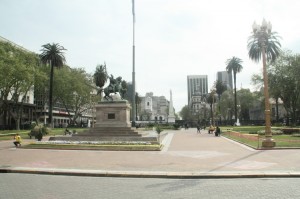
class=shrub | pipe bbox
[173,123,180,130]
[147,123,155,128]
[155,125,163,134]
[281,128,300,135]
[28,124,50,139]
[257,129,283,135]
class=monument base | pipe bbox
[95,101,131,128]
[262,138,276,148]
[167,116,175,124]
[49,100,158,143]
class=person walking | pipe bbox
[197,125,201,133]
[13,133,22,147]
[215,126,221,137]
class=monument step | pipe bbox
[87,130,139,133]
[74,133,142,137]
[49,136,158,142]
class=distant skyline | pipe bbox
[1,0,300,112]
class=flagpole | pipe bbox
[132,0,136,126]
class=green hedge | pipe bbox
[281,128,300,135]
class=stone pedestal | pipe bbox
[167,116,175,123]
[49,100,158,143]
[95,101,131,128]
[262,138,276,148]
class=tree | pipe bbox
[226,56,243,123]
[179,105,192,121]
[54,67,94,125]
[247,31,281,63]
[237,89,254,121]
[40,43,66,128]
[267,51,300,125]
[0,41,40,129]
[218,90,235,125]
[206,91,217,126]
[214,80,227,125]
[135,92,141,120]
[214,80,227,122]
[93,63,108,99]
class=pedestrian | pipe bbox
[36,128,43,141]
[215,126,221,137]
[13,133,22,147]
[184,123,188,130]
[197,125,200,133]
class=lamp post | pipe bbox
[252,19,275,147]
[131,0,136,127]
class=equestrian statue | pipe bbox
[101,75,127,101]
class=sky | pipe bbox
[1,0,300,113]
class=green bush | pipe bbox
[147,123,155,128]
[281,128,300,135]
[173,123,180,130]
[28,124,50,139]
[42,126,50,135]
[155,125,163,134]
[257,129,283,135]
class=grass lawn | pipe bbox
[0,128,86,141]
[221,126,300,149]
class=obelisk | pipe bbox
[168,90,175,123]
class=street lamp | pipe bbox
[252,19,275,147]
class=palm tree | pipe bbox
[247,20,281,147]
[215,80,227,124]
[40,43,66,128]
[93,63,108,98]
[247,31,281,63]
[226,57,243,124]
[206,91,216,126]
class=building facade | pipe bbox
[139,92,169,122]
[216,71,233,90]
[187,75,208,108]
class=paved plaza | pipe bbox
[1,128,300,178]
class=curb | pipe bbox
[1,167,300,179]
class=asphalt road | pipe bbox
[1,173,300,199]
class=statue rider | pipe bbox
[108,75,116,93]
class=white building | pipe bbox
[139,92,169,122]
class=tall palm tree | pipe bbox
[248,21,281,147]
[215,80,227,107]
[215,80,227,124]
[40,43,66,128]
[206,91,216,126]
[226,56,243,124]
[247,31,281,63]
[93,63,108,98]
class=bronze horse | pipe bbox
[102,76,126,101]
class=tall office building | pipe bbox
[187,75,208,106]
[216,71,233,90]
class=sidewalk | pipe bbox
[1,128,300,178]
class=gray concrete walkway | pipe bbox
[1,128,300,178]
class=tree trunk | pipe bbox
[48,62,54,128]
[234,73,237,124]
[275,98,279,123]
